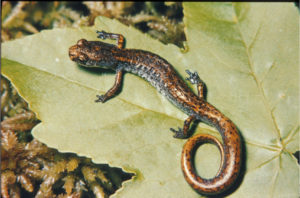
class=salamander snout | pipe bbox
[69,45,78,61]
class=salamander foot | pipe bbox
[185,70,203,85]
[95,95,106,103]
[170,127,187,139]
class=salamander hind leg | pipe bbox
[96,30,125,49]
[185,70,205,99]
[170,115,196,139]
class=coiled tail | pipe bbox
[181,115,241,195]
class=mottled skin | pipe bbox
[69,31,242,195]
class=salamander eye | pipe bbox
[79,53,88,61]
[93,46,101,51]
[77,39,87,46]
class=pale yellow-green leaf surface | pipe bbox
[2,3,299,198]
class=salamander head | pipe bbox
[69,39,118,69]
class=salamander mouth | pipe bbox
[69,45,80,61]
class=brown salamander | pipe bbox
[69,31,242,195]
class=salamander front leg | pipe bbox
[96,30,125,49]
[95,69,123,103]
[185,70,205,99]
[170,115,196,139]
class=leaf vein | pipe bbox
[232,5,282,142]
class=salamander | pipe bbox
[69,31,242,195]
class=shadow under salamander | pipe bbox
[76,64,124,98]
